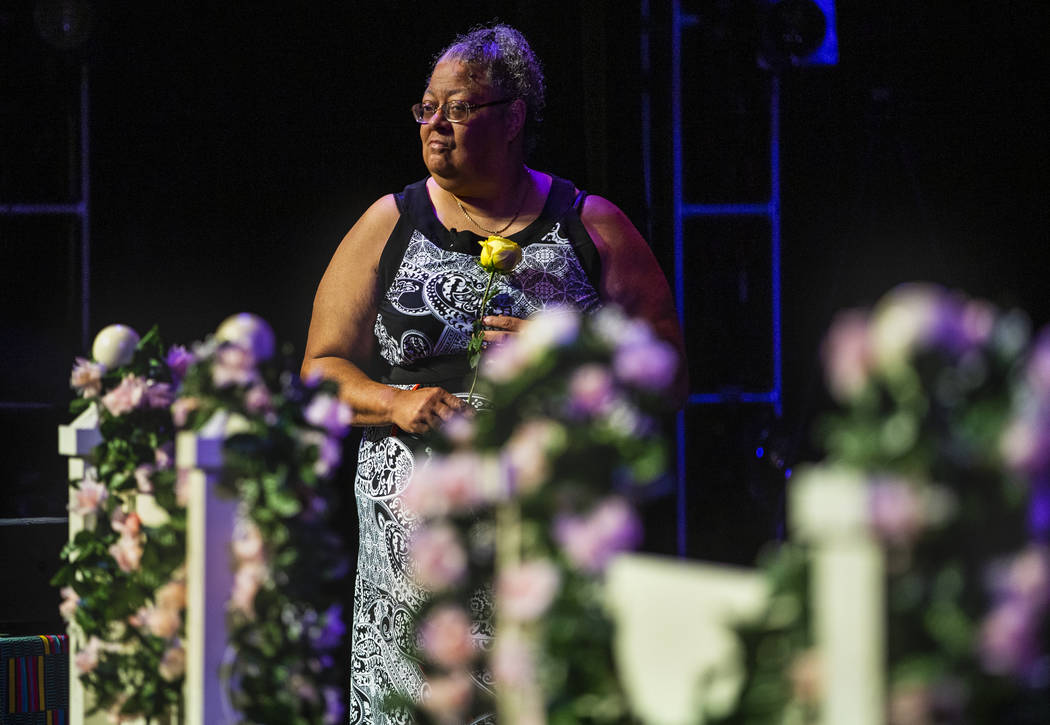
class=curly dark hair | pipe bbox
[432,23,546,155]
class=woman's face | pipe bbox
[420,59,515,187]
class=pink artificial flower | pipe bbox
[1005,545,1050,609]
[503,420,564,495]
[978,598,1041,678]
[155,578,187,611]
[74,636,102,674]
[1027,331,1050,400]
[289,674,319,704]
[112,511,142,538]
[482,307,580,383]
[170,396,200,428]
[211,344,257,388]
[70,357,104,398]
[888,682,931,725]
[403,452,487,517]
[868,479,925,545]
[134,464,154,494]
[442,412,476,446]
[409,524,468,592]
[109,533,144,573]
[244,384,272,414]
[158,642,186,681]
[229,561,267,619]
[419,605,476,668]
[59,586,79,621]
[232,518,265,564]
[165,345,194,385]
[305,393,353,438]
[520,306,580,351]
[491,630,536,688]
[821,309,874,401]
[480,337,531,383]
[102,375,147,416]
[555,497,643,574]
[961,300,996,347]
[175,468,192,507]
[154,441,175,469]
[422,670,474,721]
[72,473,108,517]
[300,430,344,477]
[143,605,181,639]
[567,364,616,416]
[787,649,823,705]
[1000,418,1050,474]
[496,559,561,622]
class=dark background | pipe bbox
[2,1,1049,630]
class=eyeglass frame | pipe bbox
[411,98,514,124]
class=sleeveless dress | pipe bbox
[349,175,603,724]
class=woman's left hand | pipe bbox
[481,314,526,347]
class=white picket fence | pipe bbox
[59,409,241,725]
[59,411,884,725]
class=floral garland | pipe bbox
[398,305,679,723]
[713,283,1050,723]
[53,325,188,722]
[172,316,349,725]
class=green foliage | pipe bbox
[53,326,186,722]
[409,307,676,722]
[713,286,1050,724]
[176,339,348,725]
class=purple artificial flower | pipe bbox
[304,393,353,438]
[613,337,678,392]
[311,604,346,651]
[555,497,643,573]
[165,345,195,386]
[211,344,257,388]
[567,364,616,416]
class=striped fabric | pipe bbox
[0,635,68,725]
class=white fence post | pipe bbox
[791,466,885,725]
[606,553,769,724]
[177,411,241,725]
[57,405,107,725]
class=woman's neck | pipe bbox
[445,165,532,217]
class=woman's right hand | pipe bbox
[389,386,471,434]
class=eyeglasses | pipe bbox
[411,98,513,124]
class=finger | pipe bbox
[443,392,472,411]
[482,314,525,331]
[481,330,516,344]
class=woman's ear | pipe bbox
[505,98,527,143]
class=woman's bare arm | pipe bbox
[302,195,468,432]
[580,195,690,409]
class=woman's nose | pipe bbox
[427,107,452,128]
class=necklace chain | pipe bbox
[452,172,530,236]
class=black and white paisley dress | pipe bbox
[349,175,603,724]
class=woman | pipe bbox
[302,23,685,724]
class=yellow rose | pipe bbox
[479,236,523,273]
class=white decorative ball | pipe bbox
[215,313,276,361]
[92,324,141,370]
